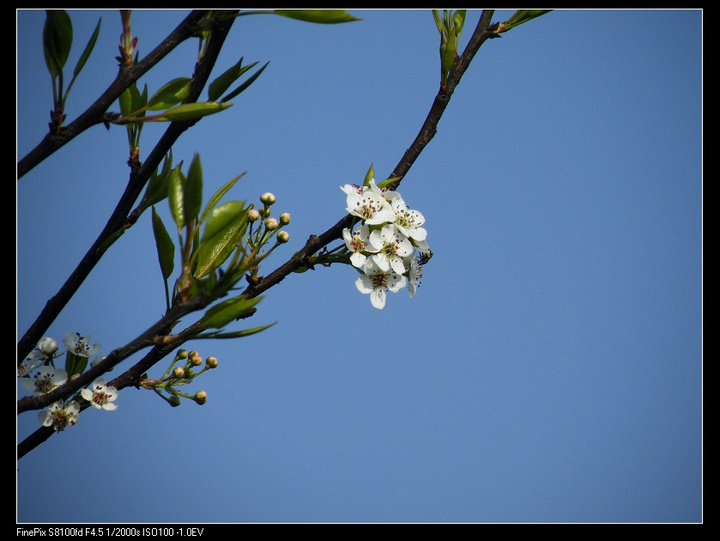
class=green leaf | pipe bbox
[72,17,101,78]
[168,165,186,230]
[363,163,375,186]
[157,101,232,121]
[195,201,248,278]
[453,10,466,34]
[198,321,276,339]
[146,77,193,111]
[65,351,88,379]
[118,86,132,117]
[184,153,203,224]
[200,172,246,223]
[376,176,401,189]
[494,10,551,34]
[199,296,264,330]
[119,82,144,117]
[43,10,73,78]
[200,200,246,242]
[208,57,252,102]
[152,207,175,280]
[139,152,173,212]
[274,9,360,24]
[220,61,269,103]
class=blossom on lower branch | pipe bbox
[81,378,119,411]
[39,400,80,431]
[341,178,431,309]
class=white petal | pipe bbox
[370,288,386,309]
[387,275,407,292]
[410,226,427,241]
[350,252,367,268]
[355,275,374,294]
[390,257,406,275]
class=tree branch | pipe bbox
[17,10,498,459]
[17,298,207,458]
[17,11,238,363]
[242,10,497,299]
[18,11,212,179]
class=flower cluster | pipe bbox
[18,333,118,432]
[341,179,431,309]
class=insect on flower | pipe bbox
[417,250,433,266]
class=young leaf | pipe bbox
[168,165,186,230]
[220,61,269,103]
[152,207,175,280]
[200,200,246,242]
[118,86,133,117]
[273,10,360,24]
[184,153,203,224]
[200,173,246,223]
[157,102,232,121]
[208,57,254,102]
[138,152,173,213]
[198,321,276,339]
[146,77,193,110]
[43,10,73,78]
[493,10,551,34]
[65,351,88,379]
[363,163,375,186]
[195,201,248,278]
[199,296,264,330]
[72,17,101,78]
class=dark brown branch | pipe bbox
[16,297,209,458]
[17,10,211,179]
[18,10,498,459]
[17,336,189,459]
[242,10,497,299]
[17,11,238,364]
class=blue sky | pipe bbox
[17,9,702,523]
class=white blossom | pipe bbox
[38,400,80,431]
[81,378,119,411]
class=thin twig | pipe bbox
[241,11,497,300]
[17,11,237,363]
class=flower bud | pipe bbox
[264,217,279,230]
[190,352,203,366]
[260,192,276,205]
[277,230,290,243]
[248,209,261,222]
[168,395,181,407]
[173,366,185,378]
[279,212,291,225]
[37,337,58,356]
[194,390,208,405]
[206,356,218,368]
[177,349,188,359]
